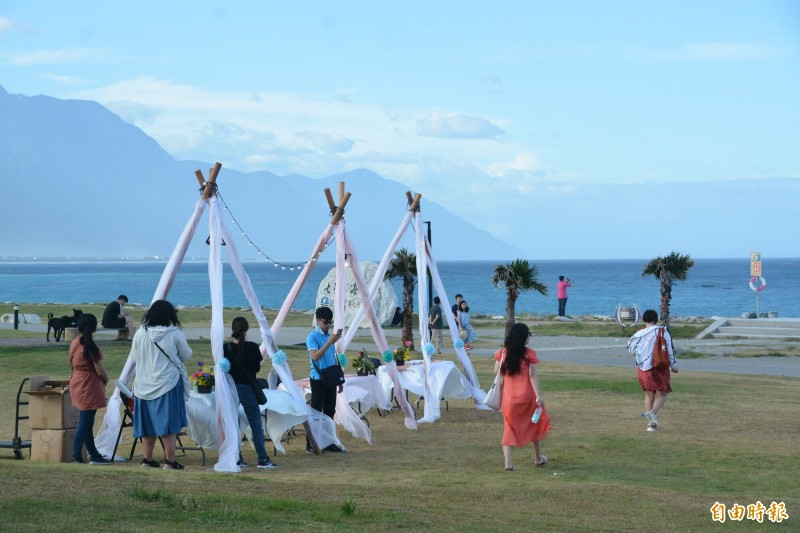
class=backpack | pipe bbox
[652,327,670,370]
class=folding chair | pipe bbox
[113,395,206,465]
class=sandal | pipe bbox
[140,458,160,468]
[536,455,548,467]
[162,459,185,470]
[504,466,516,472]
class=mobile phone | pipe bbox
[336,329,343,335]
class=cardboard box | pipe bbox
[26,375,80,429]
[31,428,85,463]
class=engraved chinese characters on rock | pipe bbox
[315,261,399,328]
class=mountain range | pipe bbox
[0,85,522,261]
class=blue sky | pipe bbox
[1,1,799,258]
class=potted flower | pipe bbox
[394,342,412,366]
[191,359,215,393]
[351,349,376,376]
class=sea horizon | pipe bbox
[1,258,797,319]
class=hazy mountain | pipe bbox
[0,85,522,261]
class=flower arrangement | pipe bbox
[393,341,413,363]
[191,359,215,387]
[351,349,376,375]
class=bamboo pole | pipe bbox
[408,192,422,212]
[200,162,222,200]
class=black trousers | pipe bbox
[307,378,337,446]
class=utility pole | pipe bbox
[424,221,432,311]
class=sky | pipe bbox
[1,1,799,258]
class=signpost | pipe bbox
[749,252,765,317]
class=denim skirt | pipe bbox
[133,379,187,438]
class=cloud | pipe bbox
[0,16,33,37]
[667,43,773,61]
[296,131,355,154]
[11,47,108,66]
[417,112,505,139]
[39,73,90,85]
[484,152,540,177]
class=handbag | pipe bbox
[252,381,268,405]
[312,356,346,387]
[459,328,468,340]
[483,349,505,410]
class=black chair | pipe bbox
[112,396,206,465]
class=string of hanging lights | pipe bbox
[215,190,335,271]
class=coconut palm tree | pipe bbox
[384,248,417,350]
[641,251,695,327]
[491,259,548,338]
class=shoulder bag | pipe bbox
[312,353,345,387]
[483,349,505,410]
[151,330,191,401]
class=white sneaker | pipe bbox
[647,410,659,429]
[647,426,657,432]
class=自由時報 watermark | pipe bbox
[710,501,788,523]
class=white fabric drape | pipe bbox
[414,211,438,423]
[95,198,208,458]
[340,210,413,348]
[218,222,312,454]
[207,197,240,472]
[423,240,486,405]
[341,230,417,428]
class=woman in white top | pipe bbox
[627,309,678,432]
[131,299,192,469]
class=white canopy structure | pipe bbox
[94,165,344,471]
[338,192,487,424]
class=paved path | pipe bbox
[3,323,799,377]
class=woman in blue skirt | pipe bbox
[131,300,192,470]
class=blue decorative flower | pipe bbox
[425,342,435,356]
[338,353,348,366]
[455,339,465,349]
[218,357,231,373]
[382,350,394,363]
[272,350,287,365]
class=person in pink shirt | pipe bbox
[557,276,571,317]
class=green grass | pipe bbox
[1,337,798,532]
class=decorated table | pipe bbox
[293,373,392,415]
[185,388,308,454]
[376,360,474,405]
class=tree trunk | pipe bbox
[505,289,517,339]
[660,283,672,327]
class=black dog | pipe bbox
[46,309,83,342]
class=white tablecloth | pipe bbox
[185,388,308,454]
[376,360,473,403]
[292,374,392,415]
[342,374,394,414]
[289,374,383,444]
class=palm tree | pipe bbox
[384,248,417,350]
[641,251,695,327]
[491,259,548,338]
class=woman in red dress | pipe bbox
[69,314,111,464]
[493,323,551,471]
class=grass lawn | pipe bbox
[0,334,797,532]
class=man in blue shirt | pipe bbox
[306,306,344,453]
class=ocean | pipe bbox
[0,258,797,319]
